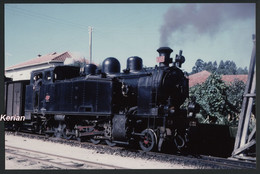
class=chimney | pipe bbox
[156,47,173,67]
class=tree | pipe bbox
[204,61,213,72]
[212,61,218,72]
[244,67,249,74]
[226,79,246,125]
[189,59,248,75]
[190,59,205,74]
[189,73,228,124]
[216,60,226,74]
[190,73,247,125]
[237,67,248,74]
[189,73,247,125]
[223,60,237,75]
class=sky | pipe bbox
[5,3,255,73]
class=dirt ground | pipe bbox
[5,134,195,170]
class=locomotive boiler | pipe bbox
[6,47,198,152]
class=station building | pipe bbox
[5,52,72,80]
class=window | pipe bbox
[53,66,80,81]
[33,73,42,81]
[31,72,43,85]
[45,71,52,82]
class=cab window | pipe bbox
[32,72,43,84]
[44,71,52,83]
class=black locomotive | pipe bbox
[4,47,198,152]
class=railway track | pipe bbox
[5,145,127,169]
[5,131,256,169]
[145,151,256,169]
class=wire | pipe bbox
[5,5,90,31]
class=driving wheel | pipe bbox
[139,129,156,152]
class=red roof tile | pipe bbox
[188,71,248,87]
[188,70,211,87]
[6,52,72,70]
[222,75,248,84]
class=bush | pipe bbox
[189,73,245,125]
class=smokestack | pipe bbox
[157,47,173,67]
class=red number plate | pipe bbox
[156,56,165,63]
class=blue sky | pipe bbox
[5,3,255,73]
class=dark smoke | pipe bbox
[160,3,255,46]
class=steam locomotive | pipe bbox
[4,47,198,152]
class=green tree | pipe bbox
[212,61,218,72]
[190,59,248,75]
[237,67,248,74]
[216,60,226,74]
[204,61,213,72]
[223,60,237,75]
[191,59,206,74]
[226,79,246,125]
[190,73,230,125]
[189,74,246,125]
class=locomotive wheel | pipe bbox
[62,127,73,140]
[139,129,156,152]
[105,140,116,147]
[54,124,62,138]
[54,123,73,140]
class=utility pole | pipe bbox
[88,26,93,63]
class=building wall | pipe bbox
[5,62,63,81]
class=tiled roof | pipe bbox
[188,70,211,87]
[188,70,248,87]
[222,75,248,84]
[5,52,72,71]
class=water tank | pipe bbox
[102,57,121,74]
[127,56,143,72]
[84,64,97,75]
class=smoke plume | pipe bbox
[160,3,255,46]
